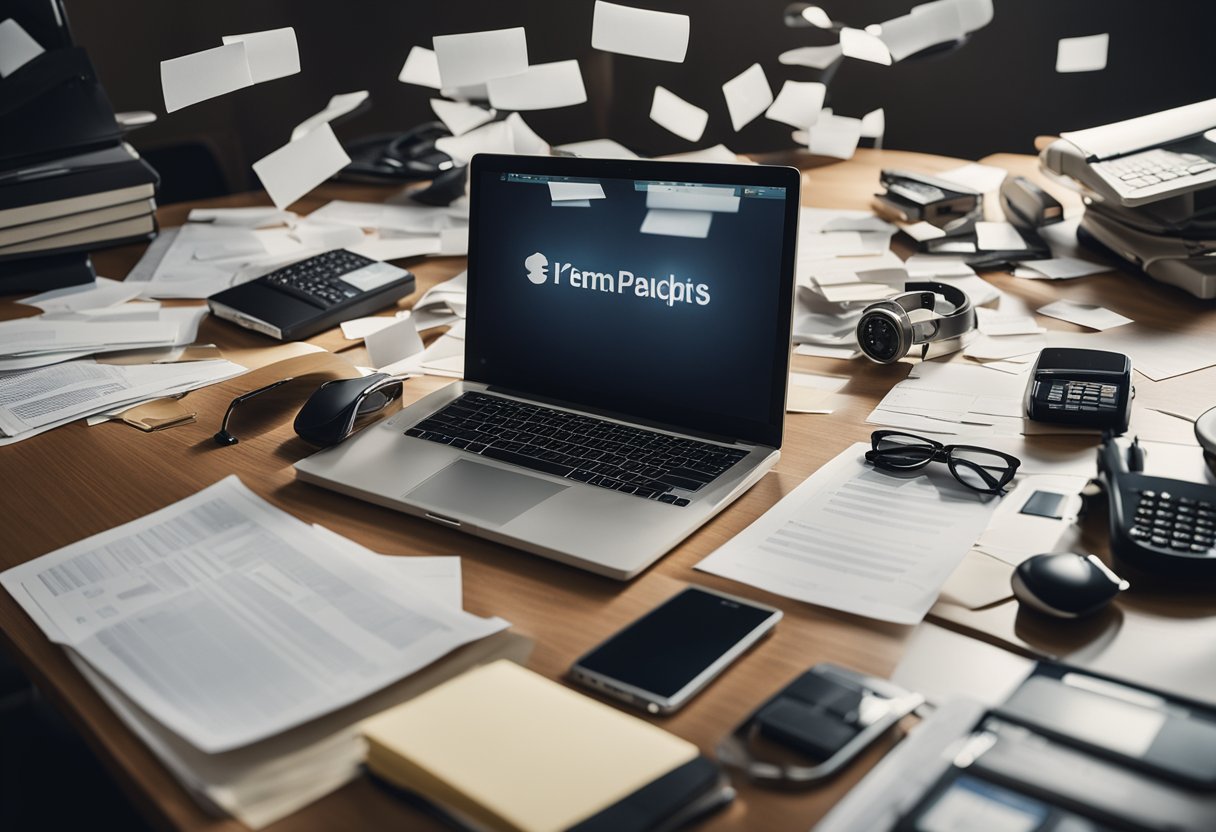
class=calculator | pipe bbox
[208,249,415,341]
[1025,347,1133,433]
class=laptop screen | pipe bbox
[465,154,799,449]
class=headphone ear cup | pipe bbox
[856,305,913,364]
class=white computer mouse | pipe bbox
[1011,552,1130,619]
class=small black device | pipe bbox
[874,169,982,226]
[294,373,404,446]
[1024,347,1133,433]
[999,175,1064,229]
[855,281,975,364]
[568,586,781,714]
[1011,552,1129,618]
[207,249,415,341]
[717,664,922,787]
[1097,433,1216,576]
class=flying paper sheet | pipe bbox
[292,91,369,141]
[398,46,442,88]
[432,28,529,89]
[722,63,772,132]
[486,60,586,111]
[431,99,495,136]
[806,113,863,159]
[591,1,689,63]
[800,6,833,28]
[765,80,826,129]
[650,86,708,142]
[160,42,253,113]
[252,124,351,210]
[221,28,300,84]
[640,209,712,239]
[0,18,44,77]
[779,45,842,69]
[839,28,891,65]
[1056,33,1109,73]
[860,108,885,139]
[880,4,964,62]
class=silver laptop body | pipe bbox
[296,154,801,579]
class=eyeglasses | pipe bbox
[864,430,1021,494]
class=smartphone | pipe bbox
[568,586,781,714]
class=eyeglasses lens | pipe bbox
[874,433,937,468]
[949,448,1015,492]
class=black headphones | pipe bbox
[855,281,975,364]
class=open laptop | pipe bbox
[295,153,800,579]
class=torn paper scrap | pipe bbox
[641,209,712,239]
[765,80,825,129]
[398,46,442,88]
[1056,34,1109,73]
[722,63,772,132]
[292,91,369,141]
[591,1,689,63]
[160,42,253,113]
[221,27,300,84]
[650,86,708,142]
[252,123,350,210]
[432,28,528,89]
[486,60,586,111]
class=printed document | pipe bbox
[696,443,1001,624]
[0,477,507,753]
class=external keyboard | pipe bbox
[405,391,749,506]
[1097,148,1216,191]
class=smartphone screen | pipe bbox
[573,587,779,704]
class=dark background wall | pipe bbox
[52,0,1216,199]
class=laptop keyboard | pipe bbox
[1097,148,1216,190]
[405,391,749,507]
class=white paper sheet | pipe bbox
[18,277,141,314]
[640,209,712,239]
[289,221,365,250]
[936,162,1008,193]
[697,443,1002,623]
[591,1,689,63]
[252,124,351,210]
[964,333,1045,361]
[434,119,513,164]
[188,207,297,228]
[975,221,1027,251]
[722,63,772,132]
[879,4,964,62]
[222,28,300,84]
[649,86,707,142]
[397,46,442,88]
[787,371,848,413]
[486,59,586,111]
[778,44,842,69]
[0,477,506,753]
[548,181,606,201]
[806,113,862,159]
[646,184,738,213]
[839,28,891,65]
[430,99,495,137]
[1016,256,1111,280]
[765,80,825,130]
[0,18,44,77]
[0,318,178,358]
[339,316,398,341]
[364,314,425,368]
[433,27,528,89]
[555,139,640,159]
[309,526,463,609]
[1056,33,1109,73]
[1037,299,1132,331]
[292,91,369,141]
[860,108,885,139]
[160,42,253,113]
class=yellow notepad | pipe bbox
[361,660,700,832]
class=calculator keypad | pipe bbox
[1044,380,1119,413]
[1131,490,1216,555]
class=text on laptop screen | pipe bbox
[465,163,794,446]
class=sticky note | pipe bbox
[722,63,773,132]
[160,42,253,113]
[222,27,300,84]
[649,87,707,142]
[252,124,351,210]
[591,1,689,63]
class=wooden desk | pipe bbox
[2,150,1215,832]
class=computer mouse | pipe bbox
[293,373,403,447]
[1011,552,1129,619]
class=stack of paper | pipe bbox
[0,477,518,827]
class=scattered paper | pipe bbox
[976,309,1044,337]
[292,91,369,141]
[806,113,863,160]
[765,80,825,130]
[188,207,296,228]
[555,139,639,159]
[398,46,442,88]
[1037,299,1132,331]
[860,108,885,140]
[722,63,772,132]
[964,333,1045,361]
[936,162,1008,194]
[902,221,947,242]
[696,443,1001,624]
[289,220,364,250]
[787,372,848,413]
[19,277,141,314]
[432,28,528,89]
[1056,33,1109,73]
[364,315,425,368]
[0,18,43,77]
[1016,256,1111,280]
[640,209,712,239]
[252,124,351,210]
[429,98,495,137]
[778,44,842,69]
[839,27,891,65]
[649,86,708,142]
[341,316,400,341]
[975,221,1027,251]
[160,42,253,114]
[548,181,606,201]
[880,4,964,62]
[800,5,833,27]
[591,1,689,63]
[486,59,586,111]
[794,343,862,360]
[221,27,299,84]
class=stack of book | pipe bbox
[0,141,158,260]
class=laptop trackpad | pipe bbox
[405,459,568,526]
